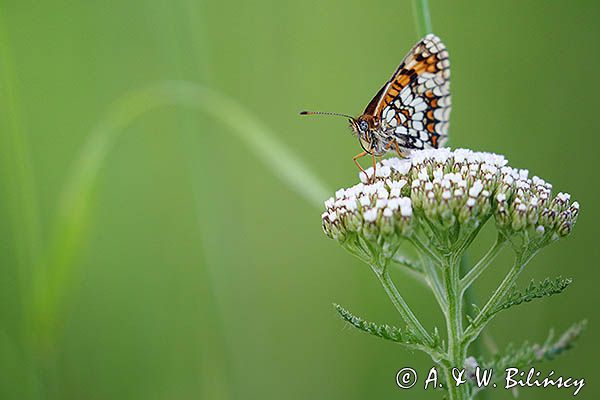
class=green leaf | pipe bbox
[483,320,587,372]
[334,304,442,352]
[472,320,586,396]
[464,276,576,358]
[491,276,572,316]
[392,254,423,273]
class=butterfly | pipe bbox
[301,33,451,179]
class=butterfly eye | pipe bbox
[359,121,369,131]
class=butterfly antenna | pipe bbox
[300,110,355,120]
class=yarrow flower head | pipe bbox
[322,148,579,262]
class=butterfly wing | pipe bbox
[365,34,451,150]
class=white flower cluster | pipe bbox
[322,148,579,246]
[322,178,414,241]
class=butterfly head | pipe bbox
[350,114,380,155]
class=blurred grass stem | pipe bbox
[412,0,432,37]
[0,9,42,305]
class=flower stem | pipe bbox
[463,250,535,347]
[409,236,448,310]
[460,235,507,295]
[442,256,469,399]
[410,233,443,265]
[391,253,430,286]
[444,258,463,361]
[372,266,434,346]
[459,256,487,400]
[421,257,448,311]
[412,0,433,37]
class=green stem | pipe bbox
[412,0,433,37]
[410,234,443,265]
[421,256,448,311]
[408,235,447,310]
[391,253,429,286]
[442,256,468,399]
[463,250,535,347]
[444,258,463,361]
[454,216,489,257]
[372,266,433,346]
[460,235,507,295]
[460,256,481,400]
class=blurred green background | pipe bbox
[0,1,598,399]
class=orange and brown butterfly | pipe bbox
[301,33,450,179]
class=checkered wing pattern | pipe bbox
[364,34,451,150]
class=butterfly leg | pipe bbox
[383,137,408,159]
[393,140,407,158]
[371,154,377,180]
[353,151,370,181]
[384,139,401,154]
